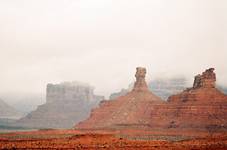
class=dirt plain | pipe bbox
[0,129,227,150]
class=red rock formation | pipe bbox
[76,67,165,129]
[150,68,227,130]
[193,68,216,89]
[168,68,225,103]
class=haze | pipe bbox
[0,0,226,101]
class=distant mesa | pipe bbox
[46,81,93,104]
[76,67,165,129]
[16,81,104,129]
[149,77,188,100]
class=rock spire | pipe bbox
[133,67,149,92]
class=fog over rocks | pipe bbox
[16,81,104,129]
[0,98,23,119]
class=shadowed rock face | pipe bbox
[76,67,164,129]
[150,68,227,130]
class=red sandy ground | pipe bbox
[0,129,227,149]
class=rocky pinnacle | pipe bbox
[133,67,149,92]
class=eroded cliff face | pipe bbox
[150,68,227,130]
[76,67,165,129]
[16,82,104,129]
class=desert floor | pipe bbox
[0,128,227,149]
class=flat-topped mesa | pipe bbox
[132,67,149,92]
[46,81,95,103]
[193,68,216,89]
[17,81,104,129]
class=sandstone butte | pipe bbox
[150,68,227,130]
[76,67,165,129]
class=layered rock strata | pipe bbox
[150,68,227,130]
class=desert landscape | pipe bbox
[1,67,227,149]
[0,0,227,149]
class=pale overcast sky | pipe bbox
[0,0,226,98]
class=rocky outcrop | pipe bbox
[150,68,227,130]
[16,82,104,129]
[0,98,22,119]
[76,67,165,129]
[168,68,226,103]
[193,68,216,89]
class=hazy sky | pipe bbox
[0,0,227,98]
